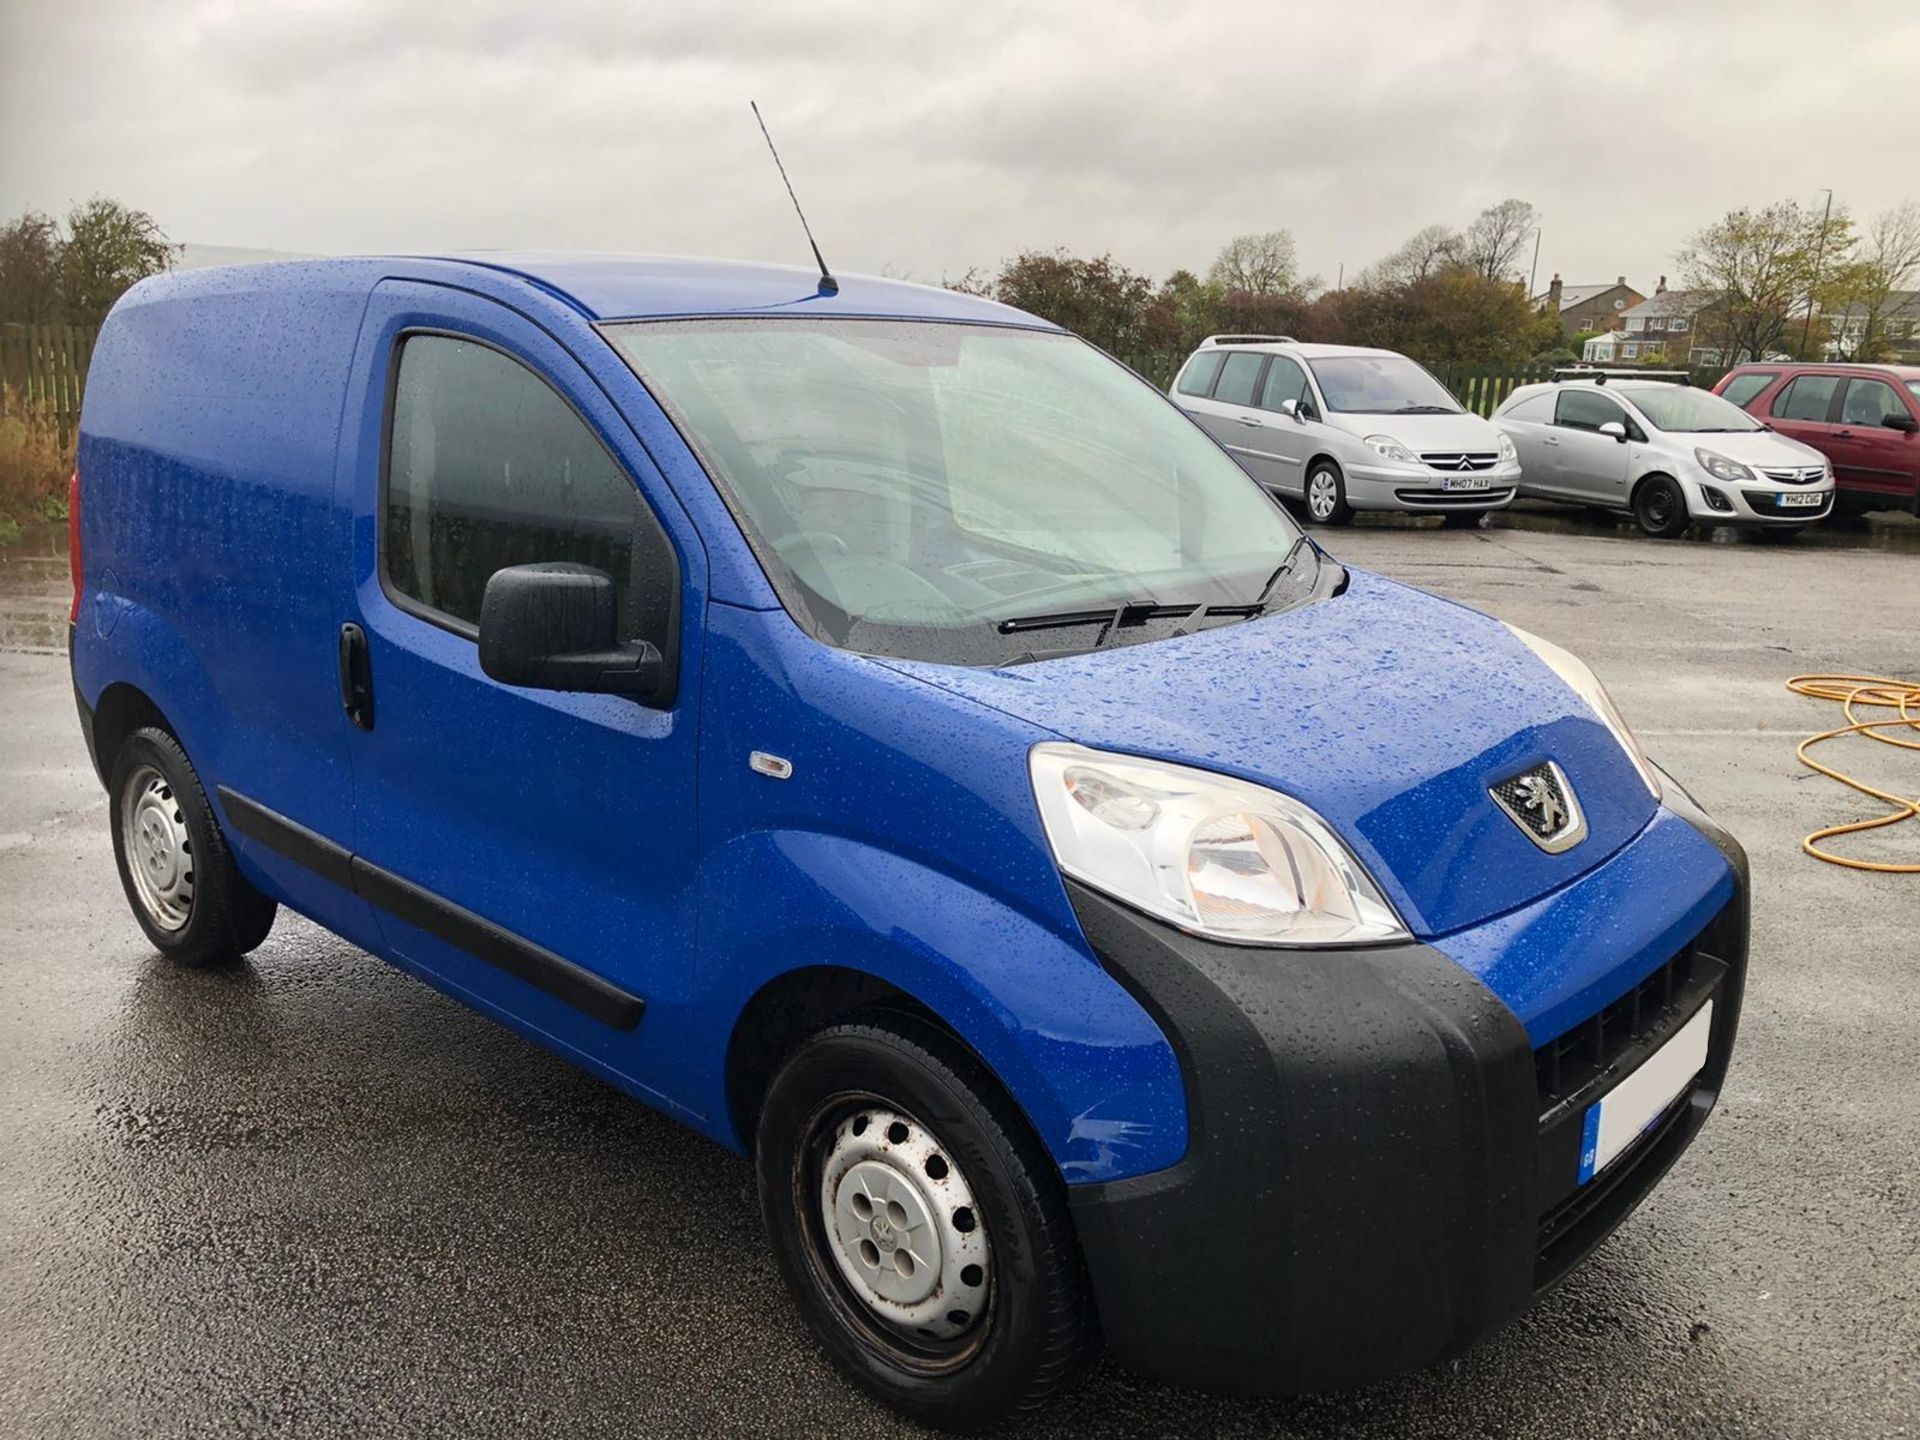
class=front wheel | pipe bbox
[1304,461,1353,526]
[1632,475,1691,539]
[756,1013,1097,1431]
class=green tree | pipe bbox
[990,250,1155,357]
[1819,201,1920,361]
[1678,199,1853,364]
[0,211,64,324]
[58,197,177,328]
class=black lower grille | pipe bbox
[1392,487,1514,506]
[1536,947,1698,1106]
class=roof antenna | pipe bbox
[751,101,838,296]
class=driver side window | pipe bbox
[1554,389,1625,432]
[385,334,651,638]
[1258,356,1311,414]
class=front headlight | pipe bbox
[1029,744,1408,947]
[1694,448,1753,483]
[1496,431,1518,464]
[1504,625,1662,800]
[1363,434,1420,465]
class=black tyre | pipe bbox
[1440,509,1486,530]
[756,1012,1096,1431]
[1304,460,1353,526]
[1632,475,1691,539]
[108,727,276,966]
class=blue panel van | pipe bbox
[68,255,1748,1430]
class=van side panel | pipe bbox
[73,262,382,942]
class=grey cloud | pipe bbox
[3,0,1917,293]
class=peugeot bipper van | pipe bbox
[71,256,1747,1431]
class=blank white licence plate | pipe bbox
[1777,491,1823,509]
[1577,1000,1713,1184]
[1442,476,1491,492]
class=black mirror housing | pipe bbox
[1884,412,1918,433]
[479,563,669,704]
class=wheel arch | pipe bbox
[87,681,178,786]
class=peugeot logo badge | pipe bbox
[1490,761,1587,853]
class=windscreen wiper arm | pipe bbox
[997,599,1202,642]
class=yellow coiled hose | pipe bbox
[1785,674,1920,873]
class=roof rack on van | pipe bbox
[1550,366,1692,387]
[1201,334,1298,347]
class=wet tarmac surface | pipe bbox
[3,509,1917,1437]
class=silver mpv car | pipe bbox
[1492,377,1835,538]
[1169,336,1521,526]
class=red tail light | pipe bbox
[67,468,83,624]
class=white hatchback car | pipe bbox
[1493,377,1835,538]
[1169,337,1521,526]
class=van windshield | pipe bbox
[607,319,1317,664]
[1306,355,1461,414]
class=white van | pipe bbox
[1170,336,1521,526]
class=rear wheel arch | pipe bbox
[89,682,176,785]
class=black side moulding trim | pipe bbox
[215,786,645,1031]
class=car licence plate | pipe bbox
[1777,491,1823,509]
[1441,476,1491,492]
[1577,1000,1713,1184]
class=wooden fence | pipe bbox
[0,323,97,441]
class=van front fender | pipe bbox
[691,829,1189,1183]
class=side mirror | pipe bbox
[1279,398,1300,420]
[479,563,668,703]
[1884,412,1918,433]
[1597,421,1628,443]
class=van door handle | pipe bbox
[1834,428,1853,437]
[1543,436,1560,446]
[339,623,374,731]
[1236,415,1264,427]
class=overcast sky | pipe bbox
[4,0,1918,297]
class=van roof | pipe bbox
[172,252,1049,328]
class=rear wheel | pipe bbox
[1304,461,1353,526]
[1632,475,1691,539]
[756,1013,1096,1431]
[108,727,276,966]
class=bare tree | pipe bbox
[1363,224,1461,288]
[1207,230,1305,296]
[58,197,177,328]
[1679,199,1853,363]
[1460,199,1538,283]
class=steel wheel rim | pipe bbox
[1309,472,1337,518]
[1644,484,1676,528]
[799,1094,993,1370]
[120,764,194,931]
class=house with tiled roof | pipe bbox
[1533,274,1643,335]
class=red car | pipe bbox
[1713,363,1920,515]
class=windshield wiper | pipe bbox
[1391,404,1458,414]
[997,536,1318,654]
[996,599,1202,642]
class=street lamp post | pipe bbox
[1800,188,1834,358]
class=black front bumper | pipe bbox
[1066,785,1748,1397]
